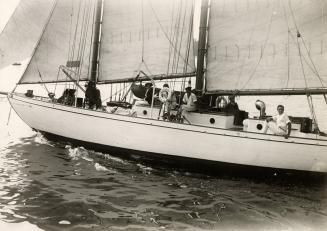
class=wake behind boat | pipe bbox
[2,0,327,173]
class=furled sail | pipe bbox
[98,0,195,83]
[19,0,97,84]
[0,0,55,70]
[206,0,327,95]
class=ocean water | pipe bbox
[1,96,327,231]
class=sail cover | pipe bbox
[19,0,97,84]
[206,0,327,93]
[98,0,195,83]
[0,0,55,70]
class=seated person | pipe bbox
[57,89,75,106]
[57,89,68,104]
[144,82,161,106]
[159,83,176,116]
[225,95,239,112]
[85,81,102,109]
[181,86,197,114]
[263,104,291,139]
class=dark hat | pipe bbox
[145,82,153,87]
[163,83,169,88]
[185,86,192,90]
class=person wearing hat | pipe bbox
[85,80,102,109]
[181,86,197,114]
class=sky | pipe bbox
[0,0,20,32]
[0,0,23,92]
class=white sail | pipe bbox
[98,0,195,83]
[0,0,55,70]
[19,0,97,84]
[206,0,327,94]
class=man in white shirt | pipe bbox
[182,86,197,113]
[263,105,292,139]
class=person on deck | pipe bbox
[263,104,292,139]
[181,86,197,114]
[225,95,239,113]
[57,89,75,106]
[144,82,153,104]
[85,81,102,109]
[159,83,176,119]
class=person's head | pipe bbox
[185,86,192,93]
[163,83,169,88]
[228,95,236,103]
[88,81,95,88]
[277,105,284,115]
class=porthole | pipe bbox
[256,124,263,130]
[210,118,215,124]
[143,110,147,115]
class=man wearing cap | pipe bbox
[182,86,197,113]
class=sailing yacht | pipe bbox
[2,0,327,173]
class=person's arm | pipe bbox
[192,94,197,104]
[182,94,187,104]
[284,122,291,139]
[266,117,273,122]
[266,115,277,122]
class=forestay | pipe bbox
[0,0,55,70]
[206,0,327,94]
[19,0,97,84]
[98,0,195,83]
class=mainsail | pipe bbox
[206,0,327,95]
[19,0,97,84]
[0,0,55,70]
[98,0,195,83]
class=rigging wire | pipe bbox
[235,2,260,90]
[175,1,188,73]
[36,67,50,95]
[281,1,291,88]
[171,0,185,90]
[240,9,274,90]
[76,0,93,82]
[69,1,82,67]
[288,0,325,88]
[170,0,183,76]
[183,3,194,75]
[148,0,194,70]
[166,0,176,76]
[288,0,321,132]
[67,1,74,63]
[141,0,145,62]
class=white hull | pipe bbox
[8,94,327,173]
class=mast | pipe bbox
[195,0,209,92]
[90,0,102,82]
